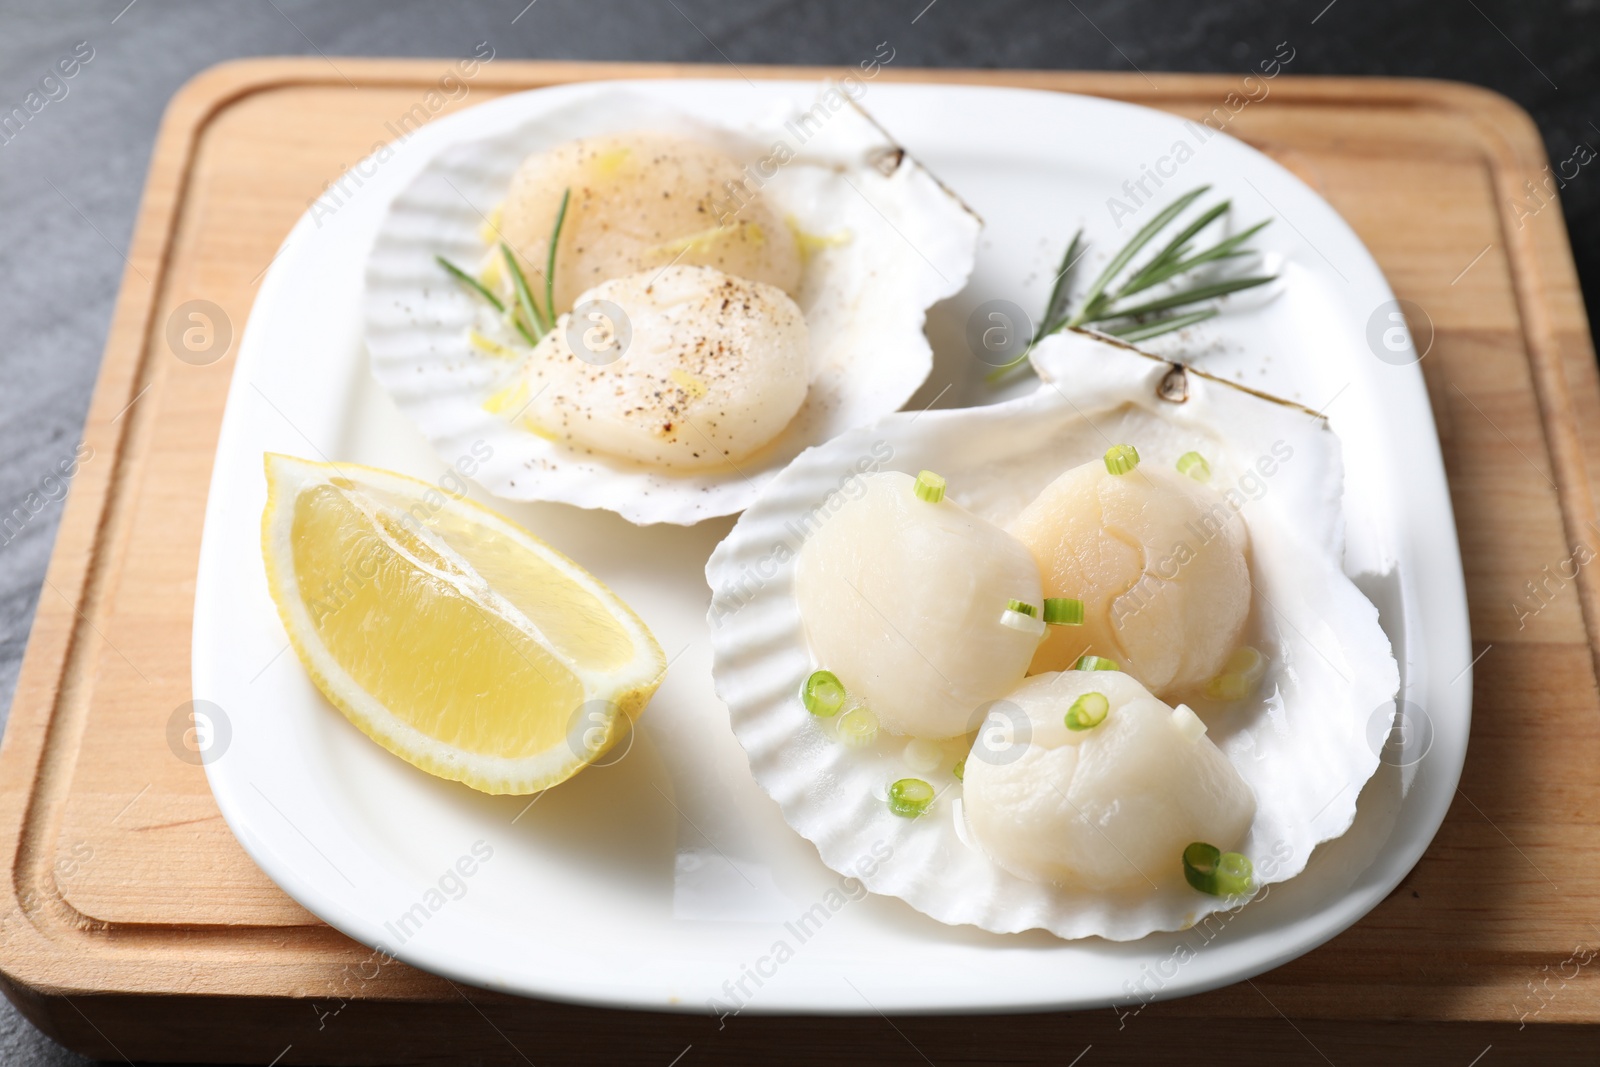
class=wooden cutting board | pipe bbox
[2,58,1597,1065]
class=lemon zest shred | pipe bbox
[482,379,529,415]
[469,329,516,359]
[646,223,734,259]
[785,214,853,264]
[646,219,777,261]
[477,202,505,245]
[591,146,632,178]
[669,369,709,398]
[479,254,503,292]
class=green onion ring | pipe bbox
[887,778,935,818]
[802,669,846,717]
[1043,597,1084,625]
[1065,691,1109,731]
[1103,443,1140,475]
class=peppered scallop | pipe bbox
[521,265,809,470]
[498,132,802,316]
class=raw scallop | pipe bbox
[794,471,1042,739]
[963,670,1255,891]
[1008,460,1250,696]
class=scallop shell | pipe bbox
[705,328,1400,941]
[364,86,979,525]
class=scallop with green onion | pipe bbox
[794,470,1043,739]
[962,669,1254,891]
[1007,451,1250,697]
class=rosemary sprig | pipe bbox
[437,186,572,347]
[988,185,1275,383]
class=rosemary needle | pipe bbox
[501,240,547,338]
[436,255,536,346]
[1068,186,1213,330]
[436,255,505,313]
[1106,308,1217,343]
[544,187,570,326]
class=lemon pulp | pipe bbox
[263,454,666,794]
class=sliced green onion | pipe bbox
[1170,703,1208,743]
[1233,646,1267,678]
[1000,608,1047,636]
[953,757,966,781]
[1074,654,1120,672]
[1043,597,1084,625]
[1103,443,1141,475]
[500,240,548,336]
[1216,851,1254,896]
[1204,646,1268,700]
[1205,676,1249,701]
[913,469,946,503]
[1176,450,1212,482]
[802,669,846,717]
[1065,691,1109,731]
[836,703,879,748]
[887,777,935,818]
[1006,598,1037,617]
[1183,841,1254,897]
[1183,842,1221,893]
[544,187,570,322]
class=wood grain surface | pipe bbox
[0,58,1596,1064]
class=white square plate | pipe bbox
[194,79,1470,1014]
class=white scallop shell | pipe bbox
[705,329,1400,941]
[364,86,979,525]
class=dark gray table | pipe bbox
[1,1,1594,1063]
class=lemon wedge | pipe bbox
[260,453,667,795]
